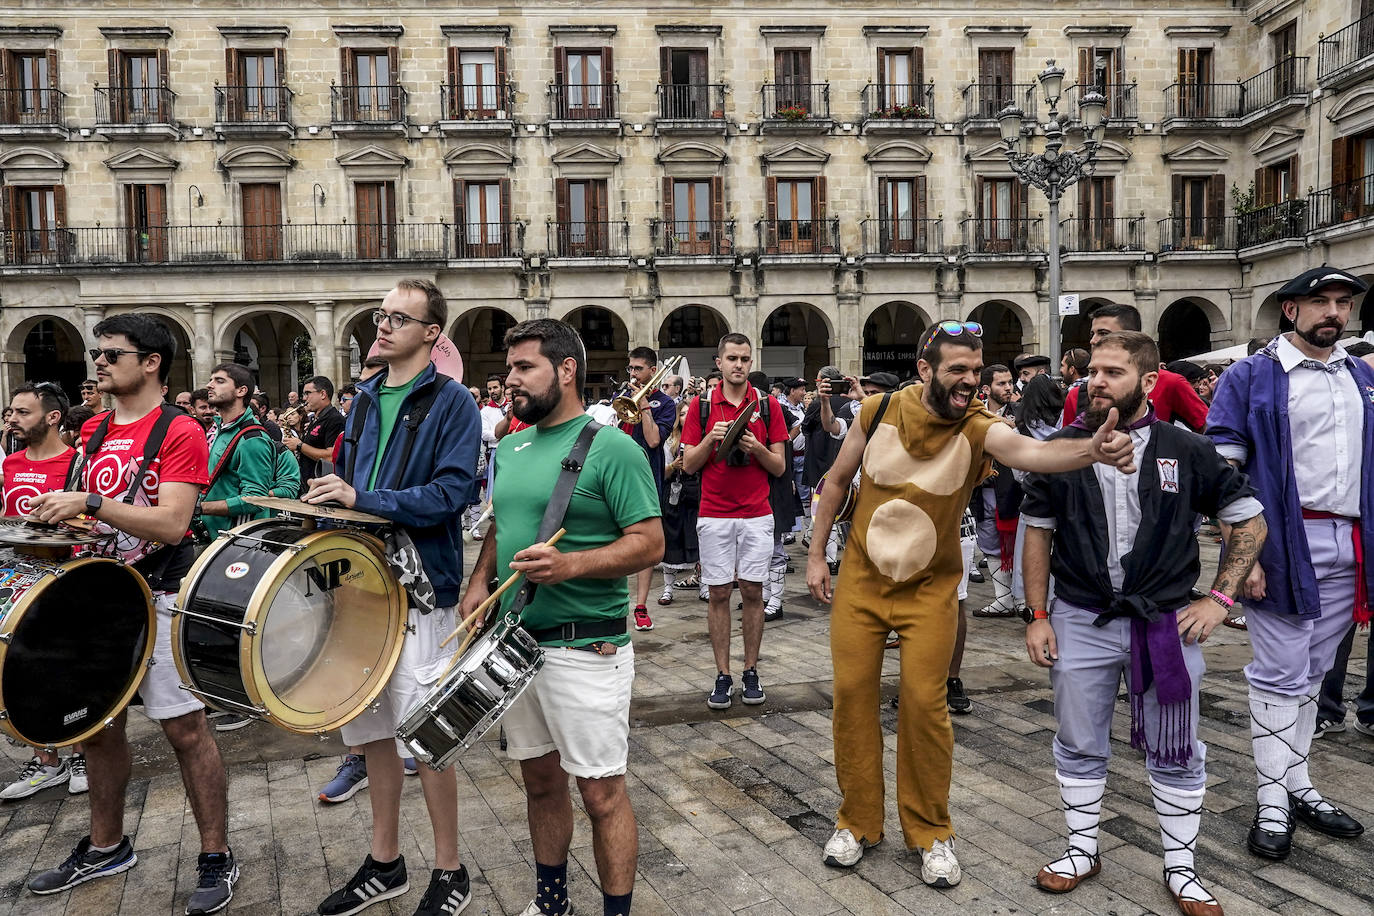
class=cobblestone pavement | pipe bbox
[1,536,1371,915]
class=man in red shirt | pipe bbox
[681,333,788,709]
[26,314,235,916]
[1061,304,1208,431]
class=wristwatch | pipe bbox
[85,493,103,516]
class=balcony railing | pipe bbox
[441,81,514,121]
[961,217,1043,254]
[761,82,831,121]
[860,82,935,122]
[1163,82,1243,121]
[1308,173,1374,230]
[0,88,67,128]
[547,220,630,257]
[1239,57,1308,114]
[861,218,942,255]
[656,83,727,121]
[1065,83,1135,123]
[650,218,734,256]
[1318,12,1374,84]
[549,82,619,120]
[330,84,408,124]
[0,223,465,267]
[963,82,1037,122]
[95,86,176,125]
[1236,200,1309,248]
[214,84,294,124]
[1158,216,1236,251]
[455,221,524,258]
[1059,217,1145,253]
[757,217,840,254]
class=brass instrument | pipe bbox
[612,355,683,423]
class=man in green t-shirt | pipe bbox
[463,318,663,916]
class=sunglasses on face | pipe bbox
[89,347,150,363]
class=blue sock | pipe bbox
[535,861,568,914]
[603,890,633,916]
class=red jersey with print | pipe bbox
[681,387,788,519]
[80,409,209,564]
[2,448,77,517]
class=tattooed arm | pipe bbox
[1177,513,1267,645]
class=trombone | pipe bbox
[612,355,683,423]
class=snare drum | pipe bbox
[0,549,153,748]
[397,614,543,770]
[172,519,405,735]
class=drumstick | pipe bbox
[440,528,566,651]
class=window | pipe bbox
[106,50,167,122]
[1177,48,1214,118]
[1077,46,1124,117]
[123,184,167,262]
[446,47,507,119]
[225,50,285,121]
[663,177,724,254]
[354,181,397,258]
[977,49,1015,119]
[241,183,282,261]
[453,178,511,257]
[1255,158,1297,206]
[1076,177,1116,249]
[765,176,830,254]
[876,176,928,252]
[774,48,811,111]
[875,48,923,109]
[2,185,67,263]
[554,178,610,255]
[341,48,397,120]
[1271,23,1297,95]
[1171,174,1225,246]
[976,177,1026,252]
[659,48,709,118]
[1,51,58,123]
[554,47,613,118]
[1329,130,1374,218]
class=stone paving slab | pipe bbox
[0,536,1369,915]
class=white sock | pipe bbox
[1044,773,1105,878]
[765,562,785,612]
[1285,688,1336,812]
[1249,686,1301,832]
[983,567,1015,613]
[1151,779,1215,904]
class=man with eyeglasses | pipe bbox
[25,314,236,916]
[283,376,343,492]
[806,320,1138,890]
[303,279,482,916]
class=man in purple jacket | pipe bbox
[1206,266,1374,861]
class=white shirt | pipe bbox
[479,403,505,449]
[1274,335,1364,516]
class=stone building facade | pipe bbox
[1,0,1372,402]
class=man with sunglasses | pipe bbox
[807,320,1137,889]
[79,379,102,412]
[25,315,236,915]
[303,279,482,916]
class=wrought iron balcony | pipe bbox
[1064,83,1135,123]
[1163,83,1244,121]
[1308,173,1374,231]
[860,82,935,127]
[960,217,1043,254]
[547,220,630,258]
[1158,216,1236,251]
[548,82,619,121]
[761,83,831,123]
[656,83,727,122]
[1239,57,1308,115]
[962,82,1036,124]
[454,221,524,259]
[330,84,408,125]
[1318,12,1374,87]
[650,218,734,257]
[0,87,67,131]
[441,81,515,121]
[860,218,943,255]
[214,84,294,137]
[1058,217,1145,253]
[94,86,176,126]
[1235,200,1309,248]
[757,217,840,255]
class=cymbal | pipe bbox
[715,407,755,462]
[244,496,389,525]
[0,517,108,547]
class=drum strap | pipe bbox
[505,419,605,624]
[864,391,894,435]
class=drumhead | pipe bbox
[0,555,152,747]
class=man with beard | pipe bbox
[0,383,87,802]
[197,363,273,541]
[25,315,233,915]
[303,280,482,916]
[970,364,1021,617]
[1206,266,1373,861]
[1021,332,1265,916]
[189,388,215,430]
[465,318,662,916]
[806,321,1137,888]
[285,376,343,485]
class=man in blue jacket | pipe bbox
[1207,266,1373,862]
[304,278,481,916]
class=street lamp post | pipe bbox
[997,61,1106,372]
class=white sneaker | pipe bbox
[67,754,88,795]
[519,900,573,915]
[921,838,962,888]
[0,757,69,800]
[822,828,873,868]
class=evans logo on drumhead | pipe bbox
[225,562,251,580]
[63,707,88,726]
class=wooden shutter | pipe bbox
[875,47,886,101]
[0,53,8,123]
[553,46,567,117]
[156,48,169,88]
[554,177,569,254]
[1102,178,1115,222]
[913,47,924,95]
[1078,179,1091,222]
[1178,48,1196,85]
[765,176,778,253]
[339,49,355,119]
[498,178,511,254]
[107,49,120,87]
[915,176,928,222]
[662,176,675,232]
[1207,173,1225,243]
[1079,47,1092,87]
[453,178,467,238]
[340,48,354,86]
[52,184,66,227]
[1287,155,1300,199]
[601,46,614,116]
[0,51,8,94]
[274,48,285,85]
[877,177,890,221]
[1255,165,1269,206]
[146,184,167,260]
[593,180,609,253]
[494,45,507,113]
[815,176,832,253]
[224,48,240,119]
[710,175,726,252]
[1332,136,1352,187]
[660,46,672,85]
[386,46,399,87]
[2,186,20,262]
[447,46,461,118]
[45,49,58,92]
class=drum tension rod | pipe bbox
[226,532,305,552]
[177,685,268,717]
[170,605,258,635]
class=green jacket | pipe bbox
[201,407,273,539]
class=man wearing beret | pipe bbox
[1206,266,1373,860]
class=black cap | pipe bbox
[1164,360,1207,383]
[784,377,806,390]
[1276,266,1369,300]
[1013,354,1052,372]
[864,372,900,391]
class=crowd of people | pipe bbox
[0,266,1370,916]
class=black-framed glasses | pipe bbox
[89,347,150,363]
[372,309,433,330]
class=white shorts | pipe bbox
[341,605,456,757]
[503,643,635,779]
[141,592,205,721]
[696,515,774,586]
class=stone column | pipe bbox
[629,295,656,351]
[189,302,215,386]
[310,300,338,386]
[336,345,355,382]
[836,293,862,375]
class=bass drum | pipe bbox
[173,519,405,735]
[0,551,153,748]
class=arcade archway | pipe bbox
[10,318,85,401]
[862,301,926,380]
[658,305,730,381]
[1157,299,1215,362]
[761,302,833,380]
[220,310,314,405]
[565,306,630,403]
[451,307,520,389]
[967,301,1027,369]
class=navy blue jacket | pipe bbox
[339,362,481,606]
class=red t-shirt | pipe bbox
[507,417,529,435]
[81,409,209,564]
[2,448,77,517]
[681,386,788,519]
[1062,368,1208,431]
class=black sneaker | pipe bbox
[946,678,972,715]
[318,855,409,915]
[186,850,238,915]
[707,673,734,710]
[763,605,784,622]
[414,865,472,916]
[1314,716,1346,739]
[28,835,138,894]
[968,569,985,584]
[741,668,766,705]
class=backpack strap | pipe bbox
[863,391,895,436]
[207,423,267,486]
[73,405,179,505]
[342,390,373,485]
[386,373,451,490]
